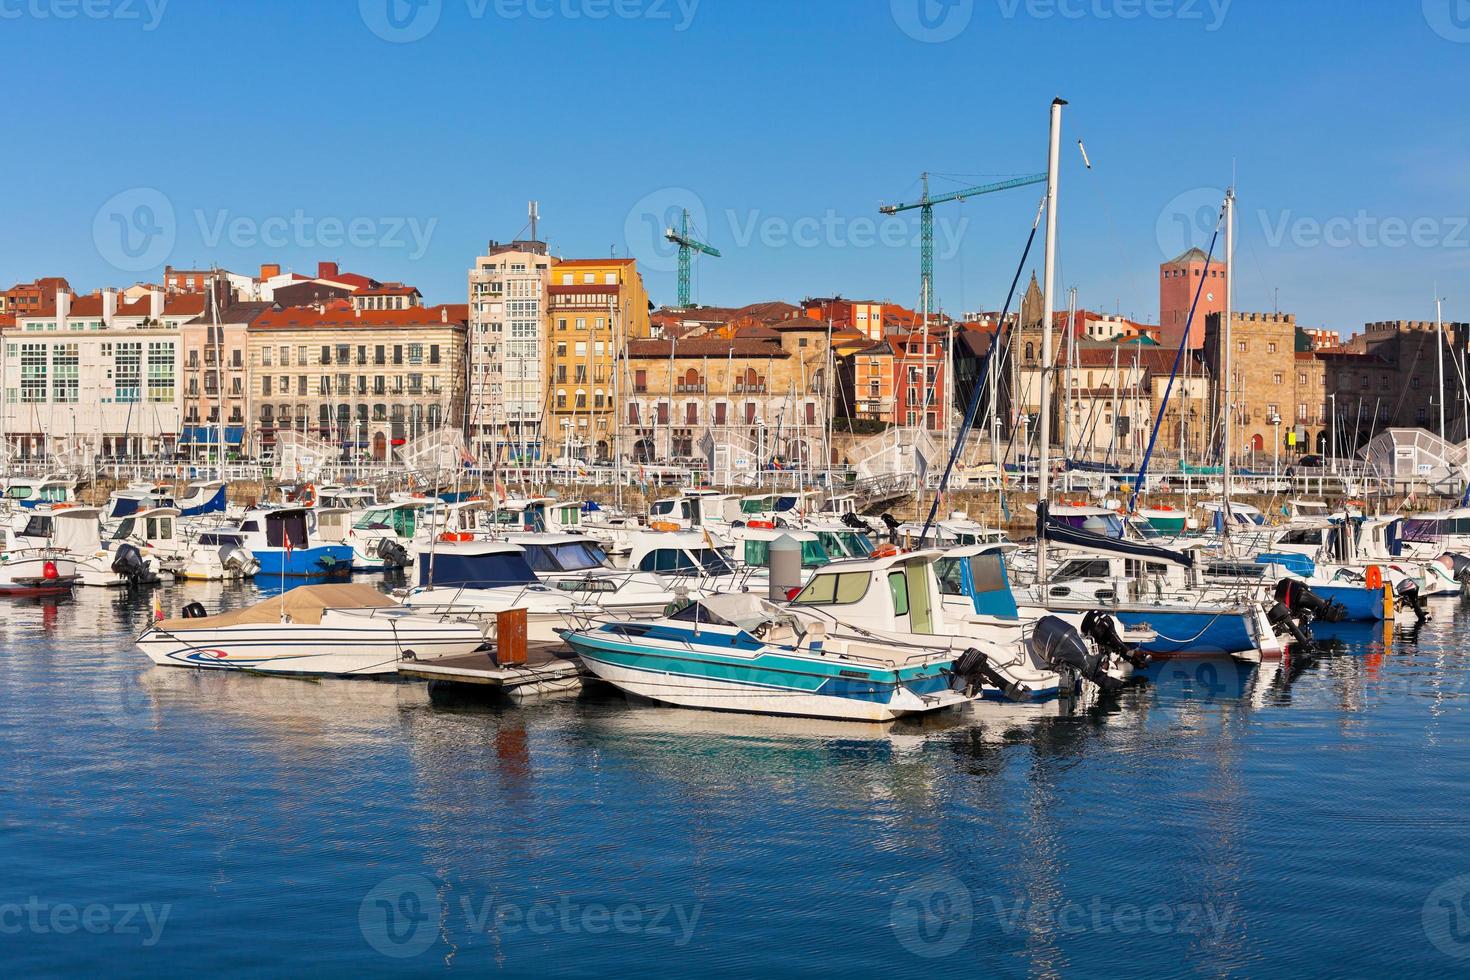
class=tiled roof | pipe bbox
[625,338,790,359]
[251,304,467,330]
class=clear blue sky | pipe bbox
[2,0,1467,333]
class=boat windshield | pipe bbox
[522,541,609,572]
[790,571,870,605]
[637,547,736,576]
[742,538,829,568]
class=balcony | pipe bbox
[675,383,705,393]
[733,383,766,394]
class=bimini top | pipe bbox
[156,584,397,630]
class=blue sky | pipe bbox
[2,0,1467,333]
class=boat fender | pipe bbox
[181,601,209,619]
[1365,564,1382,590]
[42,560,58,581]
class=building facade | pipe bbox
[1,286,201,461]
[466,240,555,462]
[245,304,467,460]
[1203,311,1328,462]
[178,302,272,460]
[1160,247,1228,348]
[545,258,650,462]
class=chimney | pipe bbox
[317,261,339,280]
[102,287,118,326]
[56,286,71,322]
[260,263,281,281]
[149,287,164,321]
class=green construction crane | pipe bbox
[880,172,1047,311]
[664,208,721,308]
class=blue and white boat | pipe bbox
[237,507,353,578]
[565,549,1004,722]
[174,479,228,517]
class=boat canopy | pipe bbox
[1042,518,1195,568]
[156,584,396,630]
[417,543,539,588]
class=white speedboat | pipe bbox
[136,583,485,676]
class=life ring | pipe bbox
[871,544,900,559]
[299,484,317,507]
[1365,564,1382,590]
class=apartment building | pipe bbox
[0,286,203,460]
[245,303,467,460]
[466,240,555,462]
[545,258,650,461]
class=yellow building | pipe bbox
[545,258,650,461]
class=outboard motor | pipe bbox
[1081,609,1150,670]
[949,647,1031,702]
[180,601,208,619]
[1266,600,1315,652]
[879,512,901,545]
[1273,579,1347,623]
[110,543,148,584]
[841,511,876,534]
[220,546,260,577]
[1028,615,1124,693]
[1395,577,1429,623]
[375,538,411,568]
[1442,553,1470,587]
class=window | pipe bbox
[51,344,78,403]
[1273,373,1283,385]
[19,343,46,403]
[147,342,175,402]
[1267,342,1277,354]
[429,344,440,365]
[791,572,870,605]
[393,345,403,365]
[887,572,910,615]
[262,346,272,367]
[262,376,272,396]
[1237,341,1247,353]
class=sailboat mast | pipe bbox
[1222,187,1236,552]
[1437,295,1446,442]
[1036,97,1066,581]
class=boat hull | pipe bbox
[564,631,964,722]
[136,621,484,676]
[254,545,354,578]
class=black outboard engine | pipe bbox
[879,512,901,545]
[110,543,148,584]
[1273,579,1347,623]
[1442,553,1470,587]
[1395,577,1429,622]
[1081,610,1150,670]
[949,647,1031,702]
[1267,599,1315,652]
[1028,615,1124,693]
[375,538,411,568]
[841,511,876,534]
[181,601,208,619]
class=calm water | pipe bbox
[3,582,1470,977]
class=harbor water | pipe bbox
[3,581,1470,976]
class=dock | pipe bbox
[397,640,582,696]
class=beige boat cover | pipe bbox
[156,584,398,630]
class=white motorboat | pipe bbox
[136,583,485,676]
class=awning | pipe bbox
[181,425,245,446]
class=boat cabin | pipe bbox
[3,477,77,509]
[627,530,737,577]
[788,549,948,636]
[503,533,612,574]
[415,540,541,589]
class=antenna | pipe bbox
[529,200,539,242]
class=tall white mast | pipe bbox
[1222,187,1235,552]
[1437,294,1446,442]
[1036,97,1065,581]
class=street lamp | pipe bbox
[1328,393,1337,475]
[1269,412,1282,488]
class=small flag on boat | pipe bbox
[494,480,508,503]
[152,593,163,621]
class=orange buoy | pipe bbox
[1365,564,1382,590]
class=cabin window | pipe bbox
[791,572,869,606]
[887,572,910,616]
[970,554,1008,593]
[1277,528,1323,545]
[1054,559,1110,581]
[934,558,966,596]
